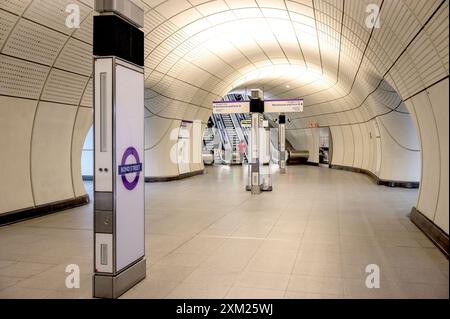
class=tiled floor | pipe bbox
[0,165,448,299]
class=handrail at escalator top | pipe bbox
[211,114,232,164]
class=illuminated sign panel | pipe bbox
[264,99,304,113]
[212,101,250,114]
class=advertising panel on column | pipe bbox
[115,61,145,272]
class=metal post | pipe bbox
[249,112,262,194]
[245,90,265,194]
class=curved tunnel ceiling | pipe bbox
[0,0,448,232]
[140,0,449,128]
[0,0,448,128]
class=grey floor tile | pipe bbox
[0,165,447,299]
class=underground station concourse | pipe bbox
[0,0,448,302]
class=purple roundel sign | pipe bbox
[118,147,142,191]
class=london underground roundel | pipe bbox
[118,147,142,191]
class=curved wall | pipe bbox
[325,109,421,184]
[0,96,92,215]
[0,0,93,216]
[0,0,447,239]
[286,128,320,164]
[144,116,181,178]
[405,78,449,234]
[0,96,36,214]
[144,96,206,180]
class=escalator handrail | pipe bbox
[213,114,232,152]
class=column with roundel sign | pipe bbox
[92,0,146,299]
[278,114,287,174]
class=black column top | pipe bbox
[93,15,144,67]
[250,99,264,113]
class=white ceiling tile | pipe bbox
[155,0,192,19]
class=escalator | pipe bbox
[222,113,239,162]
[233,113,251,163]
[202,126,216,165]
[211,114,232,164]
[203,94,256,165]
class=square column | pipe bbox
[279,114,286,174]
[245,91,272,193]
[92,2,146,298]
[248,112,263,194]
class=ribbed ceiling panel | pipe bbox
[0,0,447,124]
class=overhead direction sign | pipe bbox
[264,99,304,113]
[212,101,250,114]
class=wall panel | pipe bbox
[31,102,77,205]
[427,79,449,233]
[0,96,36,214]
[410,91,440,221]
[71,107,92,197]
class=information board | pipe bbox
[264,99,304,113]
[213,101,250,114]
